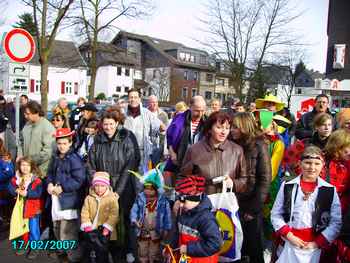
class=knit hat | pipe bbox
[92,172,110,187]
[175,175,205,196]
[338,108,350,128]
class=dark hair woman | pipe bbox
[231,112,272,263]
[181,111,248,195]
[88,109,140,263]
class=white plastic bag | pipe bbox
[208,181,243,262]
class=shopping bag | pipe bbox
[208,181,243,262]
[276,241,321,263]
[9,195,29,240]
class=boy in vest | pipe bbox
[271,146,342,262]
[170,176,221,263]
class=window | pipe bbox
[194,72,198,81]
[117,67,122,75]
[184,70,188,80]
[116,86,121,92]
[182,87,188,98]
[297,88,302,94]
[216,78,225,86]
[200,54,207,65]
[180,52,195,63]
[215,93,222,99]
[192,89,197,97]
[220,63,225,71]
[125,68,130,76]
[65,82,73,94]
[124,87,129,93]
[205,91,212,100]
[206,74,213,82]
[35,80,40,93]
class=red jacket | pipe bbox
[322,160,350,214]
[8,175,44,218]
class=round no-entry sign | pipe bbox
[3,28,35,63]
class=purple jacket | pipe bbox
[165,110,205,171]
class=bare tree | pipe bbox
[71,0,154,100]
[200,0,303,101]
[0,1,8,26]
[277,48,307,108]
[22,0,75,113]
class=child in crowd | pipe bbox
[8,157,43,259]
[46,128,86,263]
[169,176,221,263]
[81,172,119,263]
[130,168,172,263]
[271,146,341,263]
[78,119,98,162]
[0,138,14,229]
[324,129,350,214]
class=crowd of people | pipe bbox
[0,88,350,263]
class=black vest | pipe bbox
[282,183,334,234]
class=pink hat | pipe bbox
[92,172,110,187]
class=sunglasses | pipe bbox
[178,194,202,203]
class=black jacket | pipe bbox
[235,138,272,214]
[295,109,335,140]
[88,127,140,197]
[303,132,329,150]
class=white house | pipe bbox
[79,42,142,98]
[0,40,88,103]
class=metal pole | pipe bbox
[15,92,20,152]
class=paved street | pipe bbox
[0,229,57,263]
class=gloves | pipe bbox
[84,226,93,232]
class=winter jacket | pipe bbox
[130,192,172,237]
[18,117,56,177]
[124,105,160,172]
[69,106,82,131]
[0,159,14,191]
[235,138,272,215]
[46,149,86,210]
[181,138,248,194]
[171,195,221,262]
[81,187,119,240]
[165,110,206,172]
[8,173,44,218]
[322,159,350,214]
[295,108,335,140]
[88,127,140,202]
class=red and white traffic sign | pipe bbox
[3,28,35,63]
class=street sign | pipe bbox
[8,76,28,92]
[9,62,29,77]
[3,28,35,63]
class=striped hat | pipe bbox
[175,176,205,196]
[92,172,110,187]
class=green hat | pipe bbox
[143,163,165,190]
[258,110,274,129]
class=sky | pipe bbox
[1,0,329,72]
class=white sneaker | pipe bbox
[126,253,135,263]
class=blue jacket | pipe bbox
[171,195,222,257]
[0,159,14,192]
[46,149,87,210]
[130,192,172,236]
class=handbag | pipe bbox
[208,181,243,262]
[9,194,29,240]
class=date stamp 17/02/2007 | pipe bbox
[11,240,78,250]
